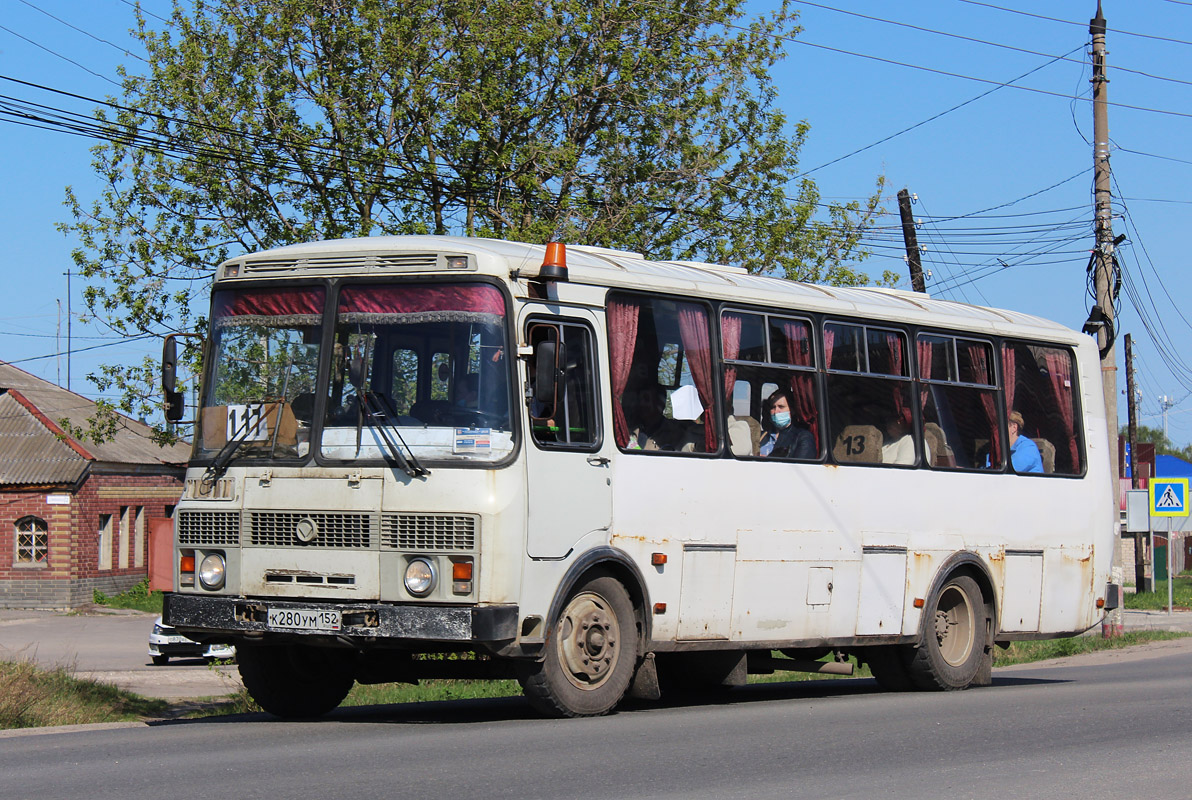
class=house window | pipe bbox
[134,507,145,568]
[15,516,48,566]
[119,506,131,568]
[98,513,113,570]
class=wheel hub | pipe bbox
[935,584,975,667]
[557,593,619,688]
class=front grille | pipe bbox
[177,511,241,546]
[382,513,477,551]
[249,512,373,548]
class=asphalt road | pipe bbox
[3,637,1192,800]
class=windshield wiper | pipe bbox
[201,407,262,488]
[359,391,429,478]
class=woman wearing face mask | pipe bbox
[758,388,816,459]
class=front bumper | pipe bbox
[163,592,518,645]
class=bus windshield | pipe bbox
[198,285,325,461]
[320,282,513,464]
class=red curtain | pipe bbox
[212,286,325,322]
[338,284,504,316]
[1002,344,1017,415]
[917,337,934,414]
[1042,349,1079,469]
[782,319,819,448]
[722,313,742,411]
[886,331,910,427]
[677,304,718,452]
[965,341,1000,464]
[608,298,640,448]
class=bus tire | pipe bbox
[864,646,915,691]
[907,574,986,691]
[237,643,354,718]
[517,573,638,717]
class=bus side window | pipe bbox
[527,321,599,449]
[1003,342,1082,475]
[917,334,1000,471]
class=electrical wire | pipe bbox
[955,0,1192,47]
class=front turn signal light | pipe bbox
[452,559,473,594]
[180,549,196,587]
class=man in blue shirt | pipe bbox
[1008,410,1044,473]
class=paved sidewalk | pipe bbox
[1119,608,1192,633]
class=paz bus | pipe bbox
[160,235,1119,718]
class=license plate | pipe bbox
[267,607,342,632]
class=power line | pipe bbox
[955,0,1192,47]
[798,45,1084,177]
[0,24,122,87]
[15,0,148,63]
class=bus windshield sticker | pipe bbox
[454,427,492,453]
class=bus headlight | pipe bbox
[198,553,226,590]
[404,558,436,597]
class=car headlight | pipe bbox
[198,553,226,590]
[404,558,436,597]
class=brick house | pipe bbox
[0,362,190,609]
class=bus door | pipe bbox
[522,312,612,559]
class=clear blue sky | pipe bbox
[2,0,1189,446]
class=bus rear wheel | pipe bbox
[237,643,354,718]
[907,574,987,690]
[864,646,914,691]
[518,574,638,717]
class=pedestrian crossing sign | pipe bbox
[1150,478,1190,517]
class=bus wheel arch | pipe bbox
[908,557,995,690]
[545,547,652,652]
[518,567,641,716]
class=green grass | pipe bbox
[1124,575,1192,610]
[992,630,1187,664]
[0,660,169,730]
[92,578,164,614]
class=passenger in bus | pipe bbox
[881,414,921,465]
[625,383,696,452]
[1008,410,1044,473]
[758,388,815,459]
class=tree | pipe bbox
[63,0,887,436]
[1122,425,1192,463]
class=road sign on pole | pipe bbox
[1150,478,1189,517]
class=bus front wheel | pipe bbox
[237,643,354,718]
[518,574,638,717]
[907,574,987,690]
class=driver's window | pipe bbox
[527,320,599,449]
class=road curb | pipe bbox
[0,720,148,739]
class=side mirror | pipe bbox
[162,335,183,422]
[162,336,178,394]
[534,341,558,406]
[164,390,184,422]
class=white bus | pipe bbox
[161,235,1119,718]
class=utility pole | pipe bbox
[1090,2,1125,631]
[1090,2,1119,487]
[1126,334,1148,591]
[1159,394,1175,441]
[63,270,72,392]
[897,188,926,293]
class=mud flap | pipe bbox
[628,652,661,700]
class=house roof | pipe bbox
[0,361,190,487]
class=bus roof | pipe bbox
[220,235,1082,344]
